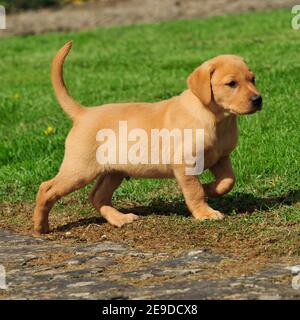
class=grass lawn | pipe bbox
[0,9,299,263]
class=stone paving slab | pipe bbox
[0,229,300,300]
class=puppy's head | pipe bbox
[187,55,262,115]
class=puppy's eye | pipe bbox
[251,77,256,84]
[226,81,237,88]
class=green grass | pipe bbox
[0,9,299,255]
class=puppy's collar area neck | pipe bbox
[209,102,236,122]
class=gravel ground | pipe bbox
[0,0,297,37]
[1,229,300,299]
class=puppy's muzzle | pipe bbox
[250,95,263,110]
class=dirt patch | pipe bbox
[1,200,300,261]
[25,250,77,268]
[0,0,296,37]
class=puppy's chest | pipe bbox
[204,121,238,167]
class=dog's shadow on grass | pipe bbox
[54,189,300,232]
[124,189,300,217]
[212,189,299,214]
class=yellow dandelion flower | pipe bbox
[44,126,54,136]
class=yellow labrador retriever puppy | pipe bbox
[33,41,262,234]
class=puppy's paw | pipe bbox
[108,213,139,228]
[193,207,224,221]
[33,223,50,235]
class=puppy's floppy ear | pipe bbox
[187,62,214,106]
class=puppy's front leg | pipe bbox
[174,169,224,221]
[203,156,235,198]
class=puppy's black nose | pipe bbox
[251,95,262,109]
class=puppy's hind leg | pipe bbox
[89,173,138,227]
[33,165,97,235]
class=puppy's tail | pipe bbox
[51,41,84,120]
